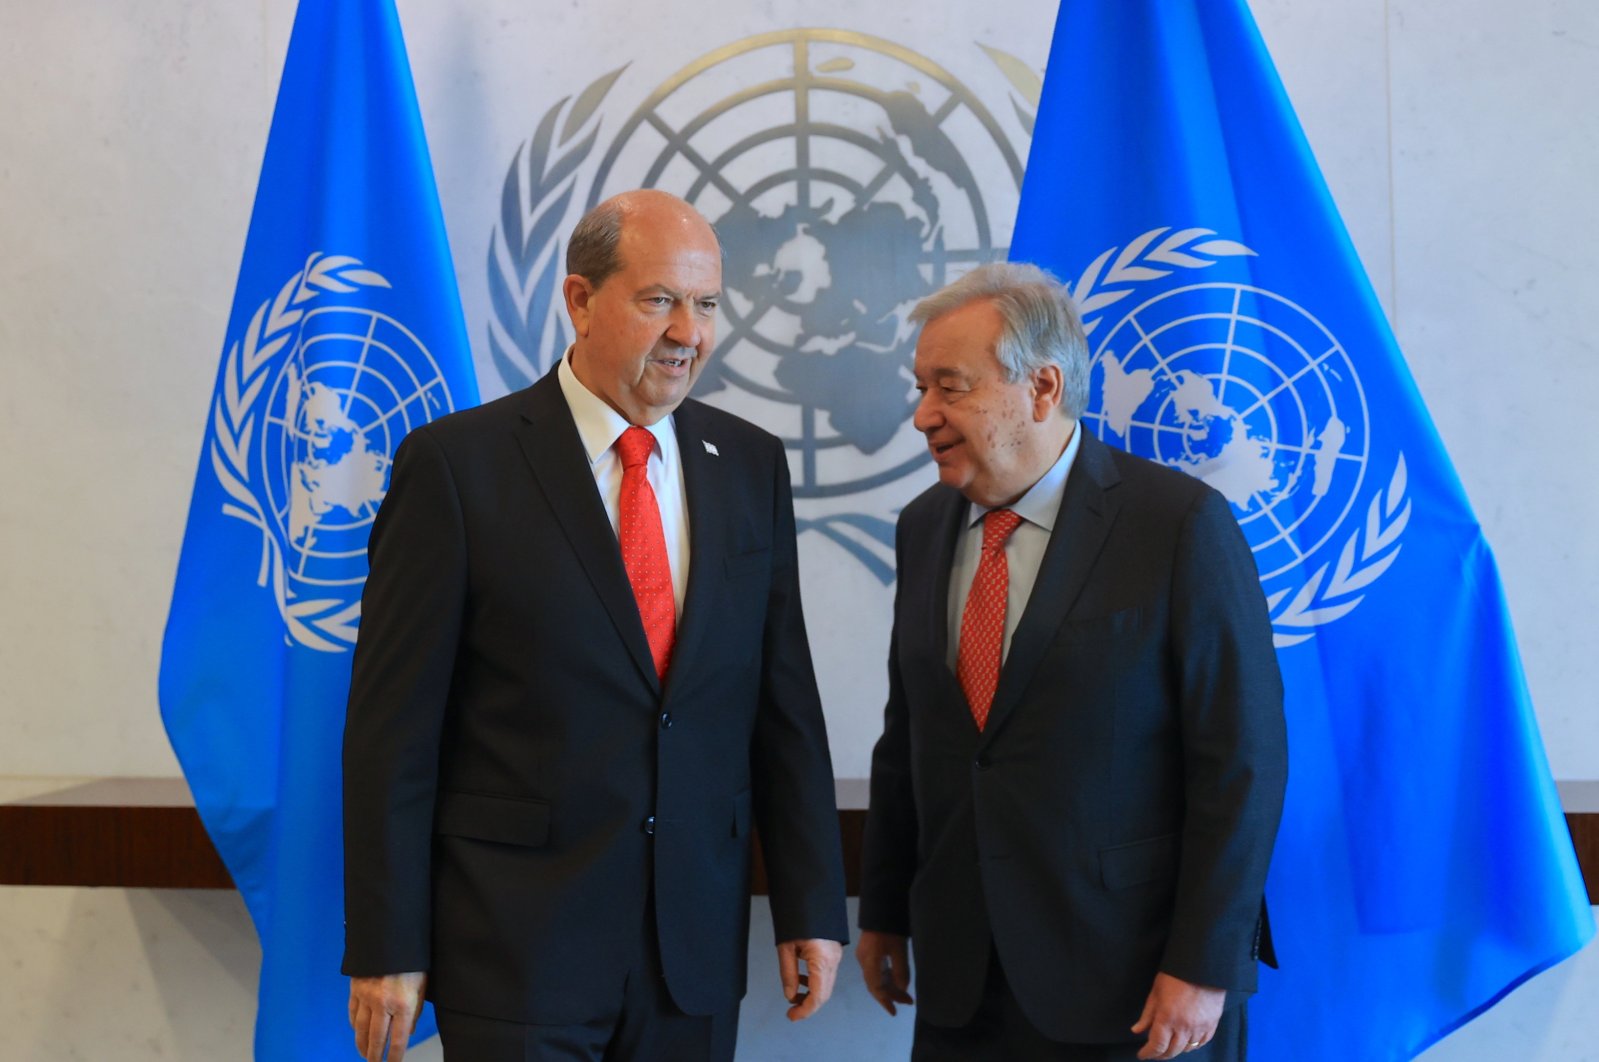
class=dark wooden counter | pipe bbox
[0,779,233,888]
[2,778,1594,901]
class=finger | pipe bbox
[1162,1027,1194,1061]
[387,1004,419,1062]
[868,961,899,1016]
[889,943,912,996]
[787,980,822,1022]
[1136,1018,1175,1061]
[349,990,359,1030]
[391,985,427,1062]
[352,1001,370,1057]
[778,945,800,1003]
[807,951,838,1010]
[1131,991,1156,1034]
[363,1008,391,1062]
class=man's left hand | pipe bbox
[1131,971,1225,1059]
[776,938,843,1021]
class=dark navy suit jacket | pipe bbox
[859,431,1286,1043]
[342,370,848,1023]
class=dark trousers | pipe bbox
[435,892,738,1062]
[912,950,1246,1062]
[434,995,737,1062]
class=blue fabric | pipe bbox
[1011,2,1593,1059]
[159,1,476,1056]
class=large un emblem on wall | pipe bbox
[488,28,1036,579]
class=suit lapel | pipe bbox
[665,401,726,694]
[980,432,1122,743]
[514,373,659,693]
[924,487,968,678]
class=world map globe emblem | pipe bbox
[258,305,451,590]
[1085,283,1370,581]
[583,29,1027,498]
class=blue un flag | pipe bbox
[158,0,477,1056]
[1011,2,1593,1059]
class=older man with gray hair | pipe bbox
[857,262,1287,1061]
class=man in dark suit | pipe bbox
[342,190,848,1062]
[856,262,1287,1061]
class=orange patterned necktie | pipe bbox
[616,427,675,681]
[956,508,1023,730]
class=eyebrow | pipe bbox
[636,284,722,301]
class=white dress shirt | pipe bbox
[946,425,1083,671]
[557,350,690,617]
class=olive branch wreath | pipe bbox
[1070,227,1410,646]
[487,67,627,392]
[208,252,391,653]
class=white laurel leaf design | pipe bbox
[1269,456,1409,647]
[208,252,391,653]
[1072,227,1257,337]
[1074,228,1406,645]
[487,67,624,389]
[978,44,1040,137]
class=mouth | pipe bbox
[650,354,694,374]
[928,439,960,461]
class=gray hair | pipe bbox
[909,261,1090,417]
[565,199,628,288]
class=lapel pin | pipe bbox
[703,440,720,456]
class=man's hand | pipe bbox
[855,930,914,1016]
[349,972,427,1062]
[776,938,843,1021]
[1131,971,1225,1059]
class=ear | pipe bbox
[1028,364,1065,422]
[563,274,595,338]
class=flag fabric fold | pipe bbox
[1010,2,1592,1059]
[159,0,477,1056]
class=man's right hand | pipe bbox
[855,930,914,1016]
[349,971,427,1062]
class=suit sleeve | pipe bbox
[1160,488,1288,992]
[857,518,917,936]
[341,426,467,976]
[748,436,850,945]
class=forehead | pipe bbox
[613,212,722,292]
[914,299,1006,376]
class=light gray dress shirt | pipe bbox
[946,424,1083,670]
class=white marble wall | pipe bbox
[1,0,1594,778]
[0,0,1595,1058]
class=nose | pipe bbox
[664,303,703,350]
[912,390,941,434]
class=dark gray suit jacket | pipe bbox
[859,431,1287,1043]
[342,371,848,1023]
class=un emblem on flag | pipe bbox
[1071,228,1411,647]
[209,253,461,652]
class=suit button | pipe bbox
[660,711,673,729]
[974,756,991,771]
[643,815,656,836]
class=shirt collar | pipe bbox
[966,421,1082,533]
[557,346,677,463]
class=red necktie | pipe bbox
[617,427,675,681]
[956,508,1023,730]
